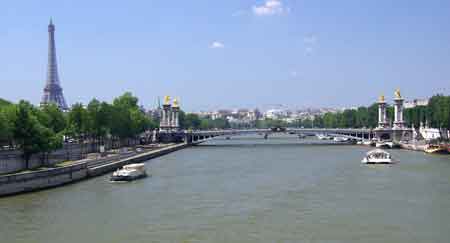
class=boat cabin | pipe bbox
[366,149,391,159]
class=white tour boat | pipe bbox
[375,141,394,149]
[362,140,376,146]
[110,163,147,182]
[361,149,394,164]
[333,136,349,142]
[317,134,332,140]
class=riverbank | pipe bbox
[0,143,189,197]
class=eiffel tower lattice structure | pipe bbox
[40,19,68,110]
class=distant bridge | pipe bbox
[168,128,375,145]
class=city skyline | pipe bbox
[1,0,449,111]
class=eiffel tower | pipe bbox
[41,19,68,110]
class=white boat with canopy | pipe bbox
[110,163,147,181]
[361,149,394,164]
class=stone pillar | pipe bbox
[377,96,388,128]
[171,107,176,128]
[161,104,171,130]
[172,106,180,130]
[167,105,172,130]
[160,109,166,129]
[393,97,405,129]
[172,98,180,130]
[175,110,179,128]
[392,89,406,142]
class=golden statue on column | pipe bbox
[172,98,179,108]
[164,95,171,105]
[394,89,401,99]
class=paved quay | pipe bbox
[0,143,189,197]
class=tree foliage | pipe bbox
[312,95,450,129]
[67,103,89,138]
[11,101,62,168]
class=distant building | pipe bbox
[420,127,441,141]
[264,109,286,119]
[404,99,429,109]
[419,121,441,141]
[147,97,162,121]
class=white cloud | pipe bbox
[303,35,318,54]
[303,35,317,45]
[252,0,287,16]
[210,41,225,49]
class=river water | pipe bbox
[1,135,450,243]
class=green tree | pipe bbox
[12,101,61,169]
[428,95,450,128]
[355,106,369,128]
[0,110,12,143]
[182,113,201,129]
[200,119,211,130]
[367,103,378,128]
[130,108,151,135]
[0,103,16,145]
[323,112,337,128]
[66,103,89,139]
[301,118,313,128]
[40,103,67,133]
[109,92,151,146]
[313,115,324,128]
[0,98,11,108]
[87,99,112,140]
[113,92,139,108]
[211,118,230,129]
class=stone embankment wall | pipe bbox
[0,141,144,175]
[0,144,86,175]
[0,162,88,196]
[0,143,188,197]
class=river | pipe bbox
[1,135,450,243]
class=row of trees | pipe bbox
[306,95,450,129]
[0,100,66,168]
[65,93,158,146]
[179,112,231,130]
[0,93,157,168]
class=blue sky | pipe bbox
[1,0,449,111]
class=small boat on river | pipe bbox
[333,136,349,142]
[317,134,332,140]
[424,144,448,154]
[361,149,394,164]
[110,163,147,182]
[376,141,394,149]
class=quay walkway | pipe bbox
[0,143,188,197]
